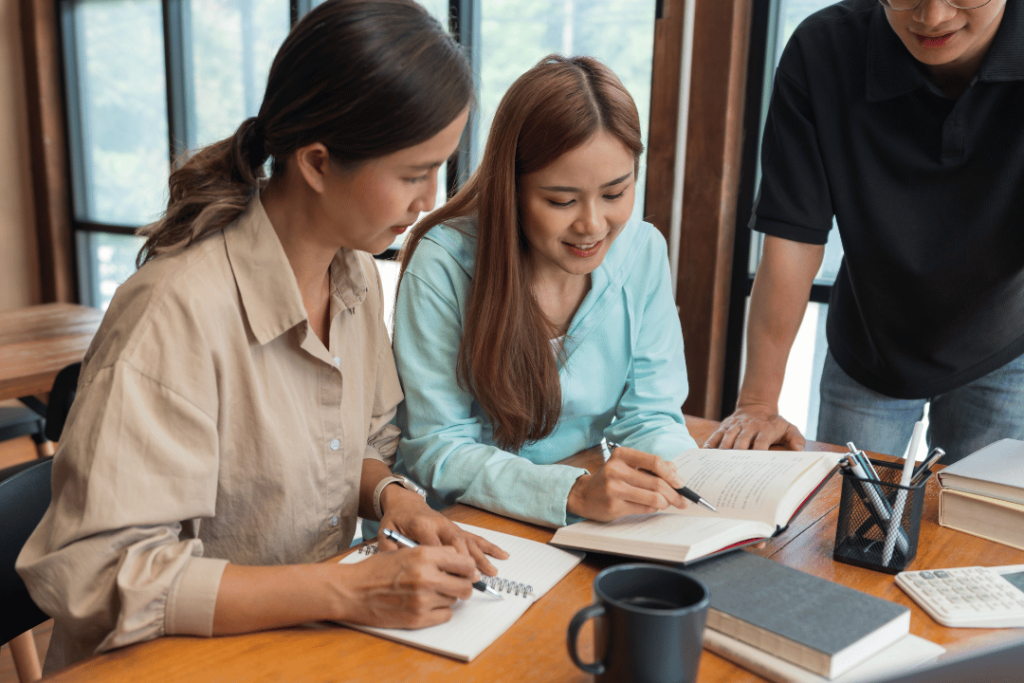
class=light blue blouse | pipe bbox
[392,217,697,527]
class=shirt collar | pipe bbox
[866,0,1024,103]
[977,0,1024,82]
[224,195,368,346]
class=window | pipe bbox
[61,0,292,311]
[61,0,660,311]
[725,0,845,440]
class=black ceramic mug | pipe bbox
[567,563,710,683]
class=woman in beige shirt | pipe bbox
[17,0,504,670]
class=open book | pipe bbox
[551,449,841,564]
[336,523,583,661]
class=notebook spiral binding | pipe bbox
[357,544,533,597]
[478,575,533,598]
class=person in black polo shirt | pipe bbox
[707,0,1024,463]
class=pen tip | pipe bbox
[700,499,717,512]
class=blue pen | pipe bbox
[382,528,504,600]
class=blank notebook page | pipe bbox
[336,522,584,661]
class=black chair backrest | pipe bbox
[44,362,81,443]
[0,458,53,645]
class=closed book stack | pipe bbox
[938,490,1024,551]
[685,552,910,680]
[937,439,1024,551]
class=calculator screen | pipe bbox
[1003,571,1024,595]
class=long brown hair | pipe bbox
[399,55,644,452]
[137,0,471,267]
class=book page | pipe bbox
[336,523,583,661]
[555,513,773,561]
[667,450,840,525]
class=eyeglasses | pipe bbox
[879,0,994,9]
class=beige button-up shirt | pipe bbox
[17,197,402,670]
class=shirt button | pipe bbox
[329,439,341,451]
[330,515,339,527]
[333,357,341,366]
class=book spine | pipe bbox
[707,609,828,676]
[702,629,804,683]
[938,490,1024,552]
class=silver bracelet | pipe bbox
[372,475,427,520]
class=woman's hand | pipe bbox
[333,545,480,629]
[377,485,509,576]
[566,446,689,522]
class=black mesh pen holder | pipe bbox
[833,459,930,575]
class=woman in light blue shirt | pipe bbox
[393,56,697,528]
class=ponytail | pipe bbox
[136,117,268,267]
[136,0,471,269]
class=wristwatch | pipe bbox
[373,474,427,520]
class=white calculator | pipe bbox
[896,565,1024,628]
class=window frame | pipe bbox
[54,0,673,284]
[55,0,487,264]
[28,0,744,416]
[720,0,837,418]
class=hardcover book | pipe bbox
[938,488,1024,551]
[550,448,840,564]
[686,552,911,679]
[937,439,1024,506]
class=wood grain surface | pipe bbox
[0,303,101,400]
[40,417,1024,682]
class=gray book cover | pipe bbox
[938,439,1024,493]
[685,551,908,657]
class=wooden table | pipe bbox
[41,417,1024,682]
[0,303,102,403]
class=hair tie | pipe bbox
[245,117,268,167]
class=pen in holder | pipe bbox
[833,459,930,575]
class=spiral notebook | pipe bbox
[336,523,584,661]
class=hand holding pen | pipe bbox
[602,441,717,511]
[566,441,717,522]
[383,529,504,599]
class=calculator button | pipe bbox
[920,572,935,579]
[935,570,950,578]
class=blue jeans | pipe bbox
[816,350,1024,464]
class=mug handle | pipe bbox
[567,604,607,675]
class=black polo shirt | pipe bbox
[752,0,1024,399]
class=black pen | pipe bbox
[603,440,718,512]
[911,447,945,486]
[381,528,504,600]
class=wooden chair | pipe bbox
[0,459,53,682]
[0,404,48,458]
[1,362,80,681]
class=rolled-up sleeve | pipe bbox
[17,360,226,665]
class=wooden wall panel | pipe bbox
[0,0,41,310]
[677,0,752,419]
[22,0,76,303]
[645,0,753,420]
[643,0,685,240]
